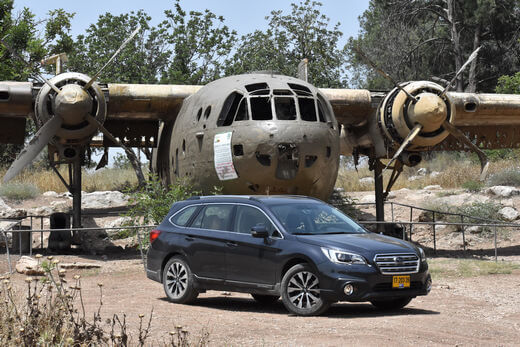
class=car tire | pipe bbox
[281,263,330,316]
[370,297,412,310]
[162,256,198,304]
[251,294,279,304]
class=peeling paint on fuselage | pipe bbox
[164,73,340,201]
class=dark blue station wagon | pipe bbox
[146,195,431,316]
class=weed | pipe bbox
[461,180,483,192]
[0,256,208,346]
[0,182,40,200]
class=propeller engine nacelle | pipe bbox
[378,81,455,153]
[34,72,107,160]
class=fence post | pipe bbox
[136,227,147,272]
[1,230,12,274]
[40,217,44,249]
[461,215,466,253]
[432,212,436,254]
[391,202,394,222]
[494,225,498,262]
[409,207,413,241]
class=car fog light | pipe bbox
[343,283,354,296]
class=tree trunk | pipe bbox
[125,148,146,187]
[467,25,481,92]
[447,0,464,91]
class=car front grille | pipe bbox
[374,253,420,275]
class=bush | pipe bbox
[121,175,222,242]
[487,168,520,187]
[0,182,40,200]
[461,180,483,192]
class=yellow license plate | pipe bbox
[392,275,410,289]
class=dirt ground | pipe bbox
[1,252,519,346]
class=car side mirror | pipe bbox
[251,224,269,238]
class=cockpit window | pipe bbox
[235,98,249,121]
[288,83,312,96]
[274,89,293,95]
[274,97,296,120]
[246,83,269,95]
[298,98,317,121]
[250,97,273,120]
[317,99,326,123]
[217,91,243,127]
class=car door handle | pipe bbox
[226,241,238,247]
[185,236,195,241]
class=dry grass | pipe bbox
[428,258,520,279]
[0,167,139,194]
[336,154,519,192]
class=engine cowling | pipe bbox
[34,72,107,160]
[378,81,455,152]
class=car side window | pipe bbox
[234,205,275,235]
[170,206,199,226]
[190,204,234,231]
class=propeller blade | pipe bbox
[83,25,141,90]
[440,46,481,97]
[442,120,489,181]
[3,116,63,183]
[353,45,418,103]
[380,123,423,177]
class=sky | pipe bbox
[13,0,370,46]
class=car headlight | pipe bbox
[321,248,367,265]
[418,247,427,262]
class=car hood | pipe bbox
[296,232,418,257]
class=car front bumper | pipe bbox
[316,261,432,302]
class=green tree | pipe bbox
[160,0,236,84]
[0,0,74,166]
[68,10,170,84]
[348,0,520,92]
[226,0,348,88]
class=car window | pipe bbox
[270,203,366,235]
[234,205,275,235]
[190,204,234,231]
[170,206,199,226]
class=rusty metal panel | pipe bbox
[448,92,520,126]
[0,82,33,117]
[320,88,374,125]
[102,119,158,148]
[107,84,201,121]
[0,116,26,144]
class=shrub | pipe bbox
[487,168,520,187]
[461,180,483,192]
[0,182,40,200]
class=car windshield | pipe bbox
[269,202,367,235]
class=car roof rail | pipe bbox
[187,196,201,200]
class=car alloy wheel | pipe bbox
[162,256,198,304]
[166,261,188,299]
[281,264,330,316]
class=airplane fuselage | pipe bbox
[154,73,340,200]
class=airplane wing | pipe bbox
[321,85,520,153]
[0,81,201,148]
